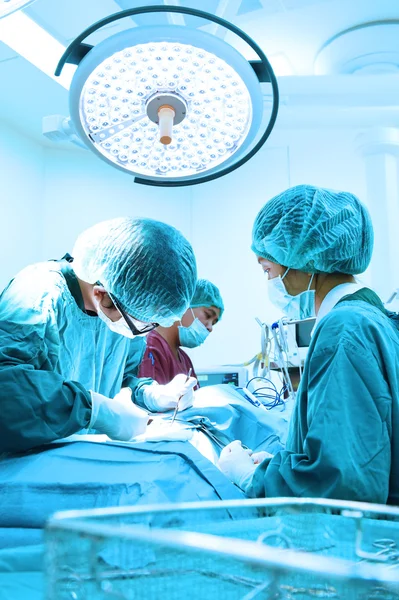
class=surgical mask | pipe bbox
[97,306,134,338]
[268,269,316,320]
[178,309,210,348]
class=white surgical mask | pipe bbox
[178,309,210,348]
[97,306,134,338]
[268,269,316,320]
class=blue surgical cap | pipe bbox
[72,217,197,326]
[190,279,224,320]
[251,185,374,274]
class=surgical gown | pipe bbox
[0,260,153,453]
[248,289,399,505]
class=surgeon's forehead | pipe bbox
[194,305,220,323]
[257,257,281,268]
[207,305,221,322]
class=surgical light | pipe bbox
[56,6,279,187]
[0,0,36,19]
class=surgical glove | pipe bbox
[218,440,257,492]
[251,450,273,465]
[143,373,197,412]
[89,388,148,441]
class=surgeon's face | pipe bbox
[257,257,285,280]
[256,257,314,297]
[93,286,150,329]
[181,306,220,333]
[93,287,122,322]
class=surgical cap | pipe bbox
[251,185,373,274]
[190,279,224,320]
[72,217,197,327]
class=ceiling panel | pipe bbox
[0,0,397,145]
[280,0,335,9]
[237,0,264,16]
[114,0,223,29]
[25,0,125,43]
[0,40,17,62]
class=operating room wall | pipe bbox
[0,121,378,370]
[42,126,371,369]
[186,126,370,368]
[0,121,45,291]
[41,147,193,258]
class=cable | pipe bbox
[234,318,272,380]
[235,318,301,401]
[271,324,294,397]
[245,376,286,410]
[254,318,271,378]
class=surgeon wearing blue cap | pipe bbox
[0,217,197,452]
[219,185,399,505]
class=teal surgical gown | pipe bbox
[0,260,153,453]
[248,288,399,505]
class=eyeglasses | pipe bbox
[108,293,159,336]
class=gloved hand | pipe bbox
[251,450,273,465]
[89,388,148,441]
[143,373,197,413]
[218,440,258,492]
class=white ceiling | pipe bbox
[0,0,398,144]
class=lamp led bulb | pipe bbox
[71,35,261,179]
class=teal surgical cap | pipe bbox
[190,279,224,320]
[72,217,197,327]
[251,184,374,274]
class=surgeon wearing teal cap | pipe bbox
[0,217,198,452]
[219,184,399,505]
[139,278,224,385]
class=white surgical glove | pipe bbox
[251,450,274,465]
[143,373,197,413]
[89,388,148,441]
[218,440,258,492]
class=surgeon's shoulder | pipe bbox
[1,261,68,311]
[314,299,399,351]
[144,331,168,352]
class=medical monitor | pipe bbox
[284,317,316,365]
[195,366,248,388]
[295,318,316,348]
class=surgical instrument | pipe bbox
[171,368,192,425]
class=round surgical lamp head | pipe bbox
[56,6,279,187]
[69,26,263,182]
[0,0,37,19]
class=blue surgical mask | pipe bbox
[178,309,210,348]
[268,269,316,320]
